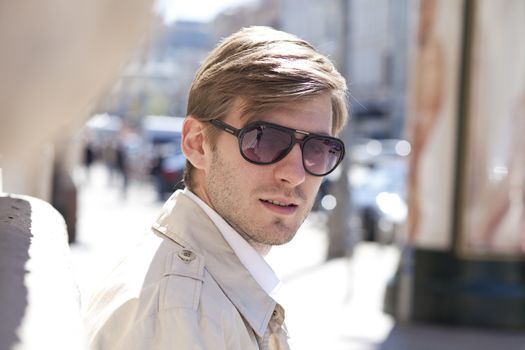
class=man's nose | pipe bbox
[273,144,306,186]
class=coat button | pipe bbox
[178,249,196,263]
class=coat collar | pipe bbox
[152,191,277,337]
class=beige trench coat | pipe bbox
[84,191,291,350]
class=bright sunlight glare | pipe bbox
[155,0,258,23]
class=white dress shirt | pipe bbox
[183,188,281,297]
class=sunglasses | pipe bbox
[209,119,345,176]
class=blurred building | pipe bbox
[348,0,409,139]
[212,0,280,40]
[278,0,410,139]
[95,0,410,141]
[96,19,213,121]
[279,0,344,66]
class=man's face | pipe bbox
[201,94,333,250]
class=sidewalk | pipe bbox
[70,165,163,301]
[267,215,398,350]
[70,165,525,350]
[268,219,525,350]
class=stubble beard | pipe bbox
[206,151,313,247]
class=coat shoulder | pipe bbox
[159,246,205,311]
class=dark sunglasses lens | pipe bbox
[303,137,344,175]
[240,125,292,163]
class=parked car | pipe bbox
[317,138,410,244]
[142,116,186,200]
[351,157,407,243]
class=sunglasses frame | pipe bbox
[209,119,345,176]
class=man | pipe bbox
[84,26,348,349]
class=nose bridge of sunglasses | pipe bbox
[294,129,309,136]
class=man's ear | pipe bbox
[181,116,208,170]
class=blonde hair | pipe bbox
[184,26,348,189]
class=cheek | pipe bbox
[305,178,324,199]
[205,138,242,174]
[210,149,257,191]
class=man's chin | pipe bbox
[266,223,299,245]
[269,236,295,246]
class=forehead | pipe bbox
[232,94,333,135]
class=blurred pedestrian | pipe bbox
[83,139,96,181]
[84,26,348,349]
[149,144,167,201]
[114,141,128,197]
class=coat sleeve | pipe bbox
[145,308,227,350]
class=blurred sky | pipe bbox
[155,0,257,23]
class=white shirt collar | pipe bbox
[183,188,281,297]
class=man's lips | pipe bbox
[261,199,298,207]
[259,198,299,215]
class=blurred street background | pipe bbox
[2,0,525,349]
[72,163,525,349]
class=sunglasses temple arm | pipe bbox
[214,120,240,136]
